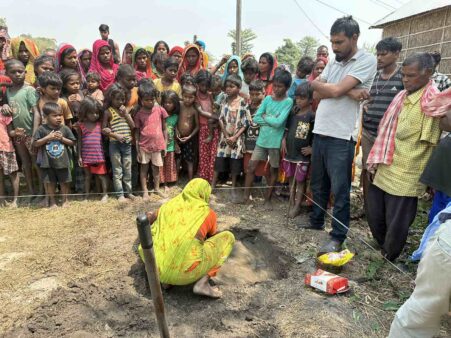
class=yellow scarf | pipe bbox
[139,178,212,283]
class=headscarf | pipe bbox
[89,39,119,91]
[256,52,278,95]
[308,56,328,82]
[121,43,135,65]
[0,28,11,61]
[132,46,153,81]
[222,55,243,84]
[77,48,92,81]
[56,43,79,73]
[195,40,206,50]
[149,178,212,282]
[11,37,39,85]
[367,81,442,173]
[169,46,183,57]
[177,44,204,81]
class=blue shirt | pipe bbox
[253,95,293,149]
[287,77,307,100]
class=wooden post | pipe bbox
[236,0,242,56]
[136,214,170,338]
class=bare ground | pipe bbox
[0,184,450,337]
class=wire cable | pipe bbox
[312,0,373,26]
[292,0,329,39]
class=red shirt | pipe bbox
[134,106,168,152]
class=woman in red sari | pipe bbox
[176,44,204,81]
[89,39,119,91]
[256,52,278,95]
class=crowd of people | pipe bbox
[1,15,451,336]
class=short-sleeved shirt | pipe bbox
[154,79,182,100]
[0,115,14,152]
[165,114,178,152]
[33,124,76,169]
[314,50,377,141]
[373,87,442,197]
[285,110,315,162]
[134,106,168,152]
[6,85,38,136]
[363,68,404,139]
[287,77,307,100]
[253,96,293,149]
[196,92,213,126]
[244,105,260,152]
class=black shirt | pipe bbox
[244,105,260,152]
[285,110,315,162]
[33,124,76,169]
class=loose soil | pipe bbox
[0,185,450,337]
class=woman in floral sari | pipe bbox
[139,178,235,298]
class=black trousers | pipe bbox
[367,184,418,261]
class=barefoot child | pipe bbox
[2,60,40,196]
[243,68,293,208]
[160,90,180,189]
[134,82,168,199]
[33,102,76,208]
[76,97,109,202]
[243,80,269,187]
[60,70,84,123]
[102,83,135,202]
[176,84,199,180]
[154,57,181,99]
[0,112,20,207]
[195,70,218,144]
[84,72,104,105]
[282,82,314,218]
[212,74,249,200]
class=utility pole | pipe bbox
[236,0,242,56]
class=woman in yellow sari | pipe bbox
[11,37,40,85]
[139,178,235,298]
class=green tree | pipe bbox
[274,38,301,72]
[0,17,7,27]
[227,28,257,56]
[297,36,320,59]
[362,42,376,55]
[19,34,57,52]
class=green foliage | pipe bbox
[275,36,319,72]
[227,28,257,56]
[275,38,301,72]
[383,300,400,311]
[19,34,57,52]
[297,36,320,59]
[362,42,376,55]
[0,17,6,27]
[366,258,384,280]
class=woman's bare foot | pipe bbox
[118,195,127,203]
[61,201,70,208]
[100,194,108,203]
[193,275,222,298]
[263,199,273,210]
[9,200,18,208]
[288,204,301,218]
[142,192,150,200]
[155,190,167,198]
[49,203,58,209]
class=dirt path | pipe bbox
[0,187,449,337]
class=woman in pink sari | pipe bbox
[89,39,119,91]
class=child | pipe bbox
[37,72,73,126]
[33,55,55,82]
[282,82,314,218]
[84,71,104,105]
[160,90,180,189]
[154,57,181,99]
[243,68,293,209]
[102,83,135,202]
[0,111,20,207]
[2,60,40,196]
[243,80,269,182]
[287,56,314,100]
[116,64,138,113]
[60,70,84,122]
[132,47,151,81]
[180,73,195,87]
[241,57,259,96]
[134,82,168,199]
[212,74,249,201]
[76,97,109,202]
[195,70,219,182]
[32,102,76,208]
[176,84,199,180]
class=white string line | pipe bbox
[1,182,416,281]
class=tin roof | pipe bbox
[371,0,451,28]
